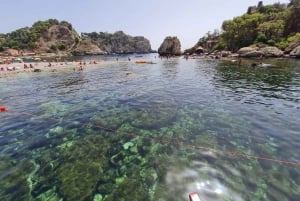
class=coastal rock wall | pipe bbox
[35,25,80,53]
[82,31,152,54]
[0,19,153,56]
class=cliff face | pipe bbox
[72,38,106,56]
[35,24,80,53]
[158,36,181,56]
[82,31,152,54]
[0,19,153,55]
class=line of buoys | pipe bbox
[0,106,7,112]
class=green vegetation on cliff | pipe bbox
[81,31,152,54]
[187,0,300,53]
[0,19,74,51]
[0,19,153,55]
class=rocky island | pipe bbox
[0,19,154,57]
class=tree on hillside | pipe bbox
[284,0,300,36]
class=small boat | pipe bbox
[135,60,156,64]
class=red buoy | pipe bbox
[0,106,7,112]
[189,192,201,201]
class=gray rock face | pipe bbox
[83,31,152,54]
[285,38,300,54]
[158,36,181,56]
[73,38,106,56]
[35,25,79,52]
[238,46,283,57]
[290,46,300,58]
[260,46,283,57]
[238,47,263,58]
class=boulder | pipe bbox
[290,46,300,58]
[260,46,283,57]
[238,47,263,58]
[285,37,300,54]
[158,36,182,56]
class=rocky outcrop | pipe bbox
[238,46,283,57]
[72,38,106,56]
[82,31,152,54]
[285,37,300,54]
[238,47,263,58]
[35,24,80,53]
[260,46,283,57]
[158,36,181,56]
[0,19,153,55]
[290,46,300,58]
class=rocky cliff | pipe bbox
[35,24,80,53]
[81,31,152,54]
[158,36,181,56]
[0,19,153,56]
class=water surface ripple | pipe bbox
[0,55,300,201]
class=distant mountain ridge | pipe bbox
[0,19,153,56]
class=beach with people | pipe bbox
[0,59,112,77]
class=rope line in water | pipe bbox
[2,108,300,167]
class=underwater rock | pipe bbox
[104,177,150,201]
[0,158,35,201]
[123,141,134,150]
[93,194,103,201]
[97,183,115,195]
[91,108,128,129]
[54,135,110,201]
[130,99,177,129]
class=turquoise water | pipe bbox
[0,55,300,201]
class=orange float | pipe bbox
[189,192,201,201]
[0,106,7,112]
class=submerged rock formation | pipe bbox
[158,36,181,56]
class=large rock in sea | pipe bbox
[158,36,182,56]
[238,47,263,58]
[290,46,300,58]
[238,46,283,58]
[260,46,283,57]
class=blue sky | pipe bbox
[1,0,289,50]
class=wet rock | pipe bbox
[238,47,263,58]
[290,45,300,58]
[260,46,284,57]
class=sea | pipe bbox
[0,54,300,201]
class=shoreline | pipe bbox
[0,60,119,77]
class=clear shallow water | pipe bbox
[0,55,300,201]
